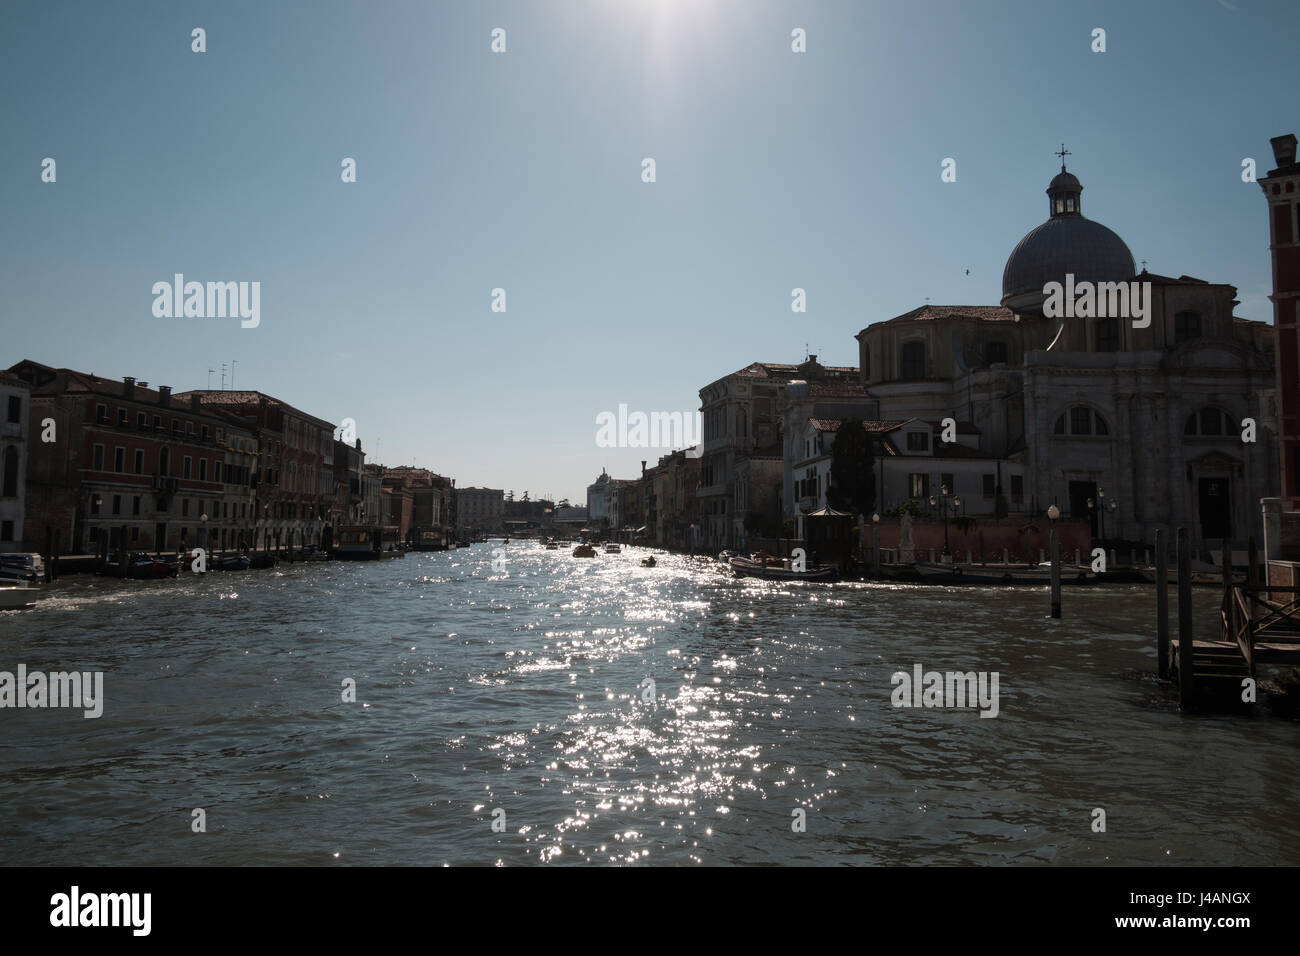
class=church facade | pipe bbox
[852,162,1277,549]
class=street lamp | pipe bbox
[931,485,960,559]
[200,512,208,561]
[1047,503,1061,523]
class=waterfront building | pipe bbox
[10,362,254,554]
[455,486,504,535]
[586,470,611,528]
[856,162,1277,549]
[698,357,859,550]
[177,390,337,552]
[332,437,366,527]
[361,463,384,529]
[0,371,31,551]
[1258,133,1300,570]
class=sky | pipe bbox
[1,0,1294,503]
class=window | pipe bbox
[92,444,105,470]
[96,403,107,423]
[137,412,146,429]
[986,341,1008,365]
[172,421,182,436]
[2,447,17,497]
[1096,318,1119,352]
[182,499,189,517]
[134,449,144,474]
[1054,406,1110,436]
[117,408,127,426]
[1011,475,1024,502]
[907,431,930,452]
[1185,408,1235,436]
[214,461,222,483]
[112,494,121,516]
[201,425,209,441]
[132,495,141,516]
[114,447,125,472]
[199,459,207,481]
[152,415,161,430]
[901,341,926,380]
[159,447,170,476]
[183,456,192,479]
[130,526,140,543]
[983,474,995,499]
[1174,311,1201,345]
[909,473,930,498]
[6,396,20,424]
[940,474,954,495]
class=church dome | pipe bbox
[1001,164,1135,314]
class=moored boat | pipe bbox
[604,543,622,554]
[913,562,1093,586]
[101,552,178,579]
[573,544,597,557]
[730,554,838,582]
[0,583,41,610]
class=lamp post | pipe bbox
[1047,504,1062,618]
[871,512,881,575]
[929,485,961,559]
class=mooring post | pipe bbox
[871,524,880,577]
[52,529,61,582]
[1156,529,1169,680]
[1109,548,1117,570]
[43,525,53,584]
[1074,548,1080,566]
[979,530,986,566]
[1002,547,1009,565]
[1025,529,1032,567]
[1050,529,1061,619]
[1177,527,1195,707]
[117,527,128,578]
[1144,548,1151,567]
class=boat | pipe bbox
[573,544,597,558]
[213,554,251,572]
[912,562,1093,586]
[0,583,40,611]
[0,553,45,584]
[101,552,178,579]
[640,556,657,568]
[545,541,560,550]
[247,552,277,570]
[330,527,405,560]
[604,543,622,554]
[730,553,838,582]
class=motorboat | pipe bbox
[0,582,40,611]
[0,553,44,584]
[573,544,597,558]
[640,556,657,568]
[604,543,622,554]
[729,553,838,582]
[214,554,251,572]
[101,552,178,579]
[545,541,560,550]
[912,562,1093,586]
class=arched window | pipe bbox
[1096,317,1119,352]
[901,341,925,380]
[1184,408,1235,436]
[1053,406,1110,436]
[1174,311,1202,345]
[2,446,17,497]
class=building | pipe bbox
[11,362,256,555]
[456,486,504,534]
[0,371,31,551]
[1258,133,1300,569]
[177,390,337,552]
[855,160,1277,549]
[698,357,859,549]
[586,470,611,527]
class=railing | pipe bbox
[1221,583,1300,677]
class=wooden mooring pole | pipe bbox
[1049,529,1061,619]
[1177,527,1195,707]
[1155,529,1169,680]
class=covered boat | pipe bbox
[730,553,838,582]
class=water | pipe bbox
[1,544,1297,866]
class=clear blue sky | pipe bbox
[2,0,1293,503]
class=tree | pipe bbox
[826,420,876,519]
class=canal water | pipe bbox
[1,544,1297,866]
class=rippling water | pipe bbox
[2,543,1297,866]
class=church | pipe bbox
[853,156,1278,550]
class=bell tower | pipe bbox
[1259,133,1300,505]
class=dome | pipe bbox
[1001,165,1135,314]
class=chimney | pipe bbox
[1271,134,1298,168]
[158,386,171,407]
[191,394,202,412]
[355,438,361,451]
[123,376,135,396]
[641,460,646,474]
